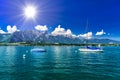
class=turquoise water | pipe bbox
[0,46,120,80]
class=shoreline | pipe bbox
[0,43,120,46]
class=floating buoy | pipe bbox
[23,54,26,58]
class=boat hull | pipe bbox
[31,48,46,52]
[79,48,103,52]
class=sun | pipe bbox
[24,5,37,19]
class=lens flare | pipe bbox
[24,5,37,19]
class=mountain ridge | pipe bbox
[0,30,119,44]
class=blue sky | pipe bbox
[0,0,120,40]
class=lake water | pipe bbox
[0,46,120,80]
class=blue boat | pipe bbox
[79,45,103,52]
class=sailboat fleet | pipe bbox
[31,20,103,53]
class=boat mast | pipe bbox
[85,19,88,46]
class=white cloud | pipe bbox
[79,32,92,39]
[0,25,19,34]
[96,29,106,36]
[66,29,72,35]
[7,25,19,33]
[51,25,73,36]
[35,25,48,31]
[0,30,6,34]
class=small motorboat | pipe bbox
[31,48,46,52]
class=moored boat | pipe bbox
[31,48,46,52]
[79,46,103,52]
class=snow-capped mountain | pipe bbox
[0,30,119,44]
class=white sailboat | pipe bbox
[79,45,103,52]
[79,20,103,52]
